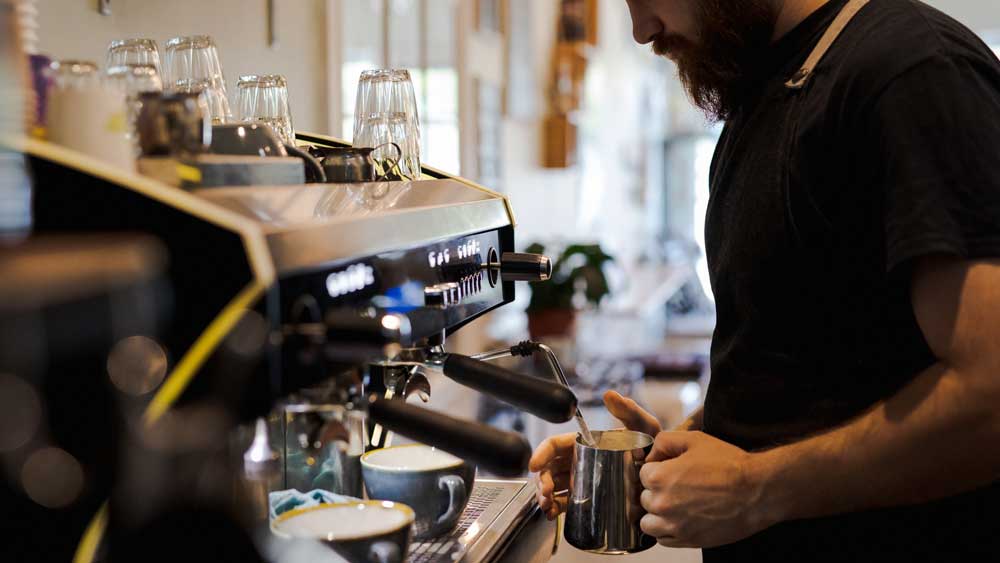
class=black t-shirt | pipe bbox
[703,0,1000,561]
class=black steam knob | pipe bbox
[500,252,552,282]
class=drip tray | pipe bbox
[407,479,537,563]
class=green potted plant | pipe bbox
[525,242,614,339]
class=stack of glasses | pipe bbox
[162,35,230,124]
[353,69,421,181]
[236,74,294,144]
[106,38,161,72]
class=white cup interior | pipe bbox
[274,502,411,541]
[362,445,463,472]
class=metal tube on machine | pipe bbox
[472,341,595,446]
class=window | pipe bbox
[339,0,461,175]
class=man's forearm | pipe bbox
[675,406,704,432]
[751,361,1000,524]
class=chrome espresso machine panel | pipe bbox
[189,178,516,343]
[276,229,510,338]
[23,133,523,414]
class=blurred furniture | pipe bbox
[542,0,597,168]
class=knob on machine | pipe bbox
[498,252,552,282]
[480,248,552,283]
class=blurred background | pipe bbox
[9,1,1000,562]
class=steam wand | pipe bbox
[472,341,596,447]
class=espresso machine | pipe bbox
[10,131,572,562]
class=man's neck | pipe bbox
[773,0,832,40]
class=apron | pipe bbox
[708,0,870,247]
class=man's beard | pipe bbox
[653,0,778,121]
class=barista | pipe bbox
[531,1,1000,561]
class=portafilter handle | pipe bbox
[441,354,578,423]
[366,396,531,477]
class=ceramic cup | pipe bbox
[361,444,475,539]
[271,501,414,563]
[47,84,134,171]
[211,123,325,182]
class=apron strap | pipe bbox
[785,0,870,89]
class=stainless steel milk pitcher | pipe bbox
[564,429,656,554]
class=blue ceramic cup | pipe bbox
[361,444,475,539]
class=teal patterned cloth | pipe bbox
[268,489,362,521]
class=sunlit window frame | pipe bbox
[330,0,462,176]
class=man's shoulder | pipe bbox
[827,0,996,94]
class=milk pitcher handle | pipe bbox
[436,475,467,526]
[373,142,402,181]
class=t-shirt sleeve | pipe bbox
[868,53,1000,274]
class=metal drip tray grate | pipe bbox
[407,479,534,563]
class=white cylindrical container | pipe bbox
[47,83,135,172]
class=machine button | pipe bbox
[424,282,461,307]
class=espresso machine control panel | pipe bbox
[278,228,513,342]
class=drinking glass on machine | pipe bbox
[353,69,421,181]
[236,74,294,143]
[106,38,161,73]
[105,64,163,148]
[171,78,229,125]
[46,60,100,89]
[162,35,230,123]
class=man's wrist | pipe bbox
[745,447,795,528]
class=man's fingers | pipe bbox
[639,488,657,513]
[603,391,661,436]
[546,493,568,520]
[640,513,676,539]
[648,431,695,462]
[639,460,665,489]
[536,469,571,510]
[537,470,555,496]
[547,454,573,473]
[529,433,577,472]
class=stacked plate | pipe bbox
[0,151,32,237]
[0,0,33,237]
[13,0,38,55]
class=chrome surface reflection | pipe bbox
[565,429,656,554]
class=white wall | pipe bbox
[35,0,330,133]
[923,0,1000,33]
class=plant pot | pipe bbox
[527,309,577,340]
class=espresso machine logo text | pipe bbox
[428,239,481,268]
[326,264,376,298]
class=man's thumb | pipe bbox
[603,391,661,437]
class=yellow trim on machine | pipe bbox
[70,280,265,563]
[0,135,275,563]
[143,280,266,425]
[72,502,107,563]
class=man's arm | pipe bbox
[637,257,1000,548]
[674,407,704,432]
[754,256,1000,521]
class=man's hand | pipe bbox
[639,431,774,548]
[529,390,661,520]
